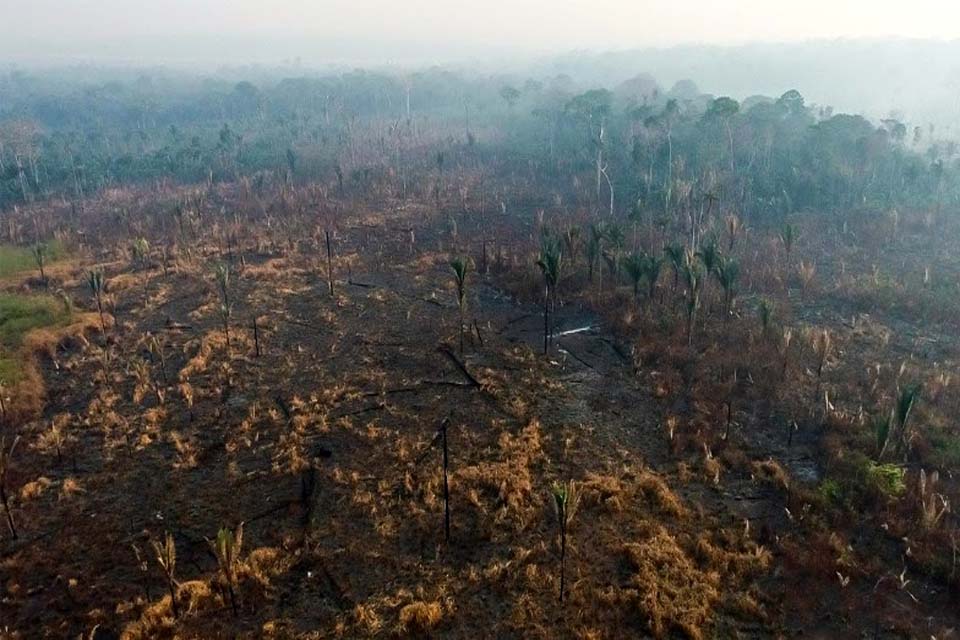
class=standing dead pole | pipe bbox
[325,229,335,297]
[440,417,451,543]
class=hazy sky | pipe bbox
[2,0,960,66]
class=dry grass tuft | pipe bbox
[178,330,226,381]
[581,472,627,512]
[695,533,772,576]
[398,600,443,633]
[352,603,384,634]
[621,524,721,639]
[752,458,790,491]
[636,469,687,518]
[455,419,545,530]
[121,580,214,640]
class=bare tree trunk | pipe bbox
[664,128,673,217]
[28,154,40,195]
[543,284,550,355]
[15,154,28,202]
[1,484,16,539]
[595,121,605,211]
[441,421,450,542]
[601,164,614,217]
[558,519,566,602]
[168,579,180,619]
[325,230,335,297]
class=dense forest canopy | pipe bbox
[1,66,958,221]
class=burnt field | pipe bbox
[0,173,958,639]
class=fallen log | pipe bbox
[437,344,480,387]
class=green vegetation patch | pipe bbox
[0,293,72,384]
[0,241,65,279]
[862,461,907,498]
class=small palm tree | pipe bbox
[644,254,663,300]
[697,239,721,277]
[88,268,106,334]
[32,243,47,285]
[550,480,580,603]
[537,237,563,355]
[450,258,469,354]
[893,384,921,457]
[132,237,150,269]
[151,532,180,619]
[874,411,894,458]
[696,239,721,305]
[209,523,244,616]
[604,223,626,281]
[664,242,685,292]
[715,256,740,316]
[779,223,797,260]
[811,329,832,402]
[215,263,233,349]
[623,252,647,298]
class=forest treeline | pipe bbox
[0,67,957,220]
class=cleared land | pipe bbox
[0,185,957,639]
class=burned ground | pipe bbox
[0,186,958,639]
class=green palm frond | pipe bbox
[450,258,468,303]
[88,268,104,295]
[537,236,563,289]
[896,385,920,430]
[550,480,580,528]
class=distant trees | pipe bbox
[0,120,42,203]
[703,97,740,172]
[567,89,614,215]
[0,69,956,221]
[499,86,521,109]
